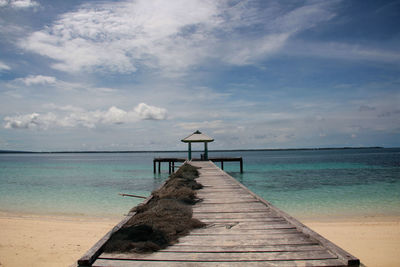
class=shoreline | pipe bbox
[0,211,399,266]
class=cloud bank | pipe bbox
[4,103,167,129]
[20,0,337,75]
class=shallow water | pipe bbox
[0,148,399,218]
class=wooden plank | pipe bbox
[197,187,244,191]
[99,250,337,261]
[199,220,294,226]
[196,193,256,198]
[198,218,286,223]
[196,224,296,230]
[176,237,316,246]
[190,228,299,235]
[95,259,347,267]
[179,233,308,242]
[194,202,269,209]
[189,232,305,238]
[193,203,269,211]
[178,233,307,241]
[198,200,260,205]
[93,259,346,267]
[194,214,282,221]
[193,209,270,213]
[160,244,326,252]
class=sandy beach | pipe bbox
[0,212,398,267]
[303,217,400,267]
[0,212,119,267]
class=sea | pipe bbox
[0,148,399,220]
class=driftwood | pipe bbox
[119,193,147,199]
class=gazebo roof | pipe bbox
[181,130,214,143]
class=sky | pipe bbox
[0,0,399,151]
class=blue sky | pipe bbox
[0,0,399,151]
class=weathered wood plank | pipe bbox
[200,221,295,227]
[190,228,300,235]
[178,233,307,241]
[195,214,282,222]
[198,192,249,196]
[193,206,269,213]
[176,237,316,246]
[195,224,296,230]
[193,209,271,213]
[179,233,308,242]
[93,259,346,267]
[198,218,287,224]
[99,250,337,261]
[194,202,269,210]
[160,244,326,252]
[198,200,260,205]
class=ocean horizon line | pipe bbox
[0,146,387,154]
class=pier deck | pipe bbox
[84,161,359,266]
[153,157,243,173]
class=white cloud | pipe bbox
[4,113,41,129]
[3,103,167,129]
[134,103,167,120]
[0,0,38,9]
[15,75,57,86]
[20,0,337,75]
[0,61,11,71]
[102,106,128,124]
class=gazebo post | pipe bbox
[204,142,208,160]
[188,142,192,160]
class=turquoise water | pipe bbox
[0,149,399,219]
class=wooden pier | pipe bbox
[153,157,243,173]
[79,161,359,266]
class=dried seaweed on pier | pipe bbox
[103,163,205,253]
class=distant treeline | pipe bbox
[0,147,385,154]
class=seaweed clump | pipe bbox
[103,163,205,253]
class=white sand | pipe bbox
[0,212,399,267]
[0,212,119,267]
[303,217,400,267]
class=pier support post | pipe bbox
[153,160,156,173]
[204,142,208,160]
[221,161,224,170]
[158,162,161,173]
[240,158,243,173]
